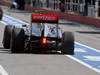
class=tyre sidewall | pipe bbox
[11,27,25,53]
[0,7,3,20]
[3,25,13,49]
[61,32,74,55]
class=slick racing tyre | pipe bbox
[0,7,3,20]
[2,25,13,49]
[11,27,25,53]
[61,32,74,55]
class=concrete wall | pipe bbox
[24,5,100,28]
[1,1,100,28]
[56,12,100,27]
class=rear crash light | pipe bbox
[42,37,47,44]
[40,37,47,47]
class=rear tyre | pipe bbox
[2,25,13,49]
[0,7,3,20]
[11,27,25,53]
[61,32,74,55]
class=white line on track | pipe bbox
[0,65,8,75]
[66,55,100,74]
[0,21,7,25]
[75,42,100,53]
[3,14,29,25]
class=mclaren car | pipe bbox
[2,12,74,55]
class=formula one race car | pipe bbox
[2,12,74,55]
[0,7,3,20]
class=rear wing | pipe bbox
[31,13,59,23]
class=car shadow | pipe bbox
[11,50,63,55]
[0,47,65,55]
[0,47,11,54]
[31,51,61,55]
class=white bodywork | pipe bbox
[44,23,62,38]
[26,23,62,38]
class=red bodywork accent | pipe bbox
[31,13,59,23]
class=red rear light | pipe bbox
[40,37,47,47]
[42,37,47,44]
